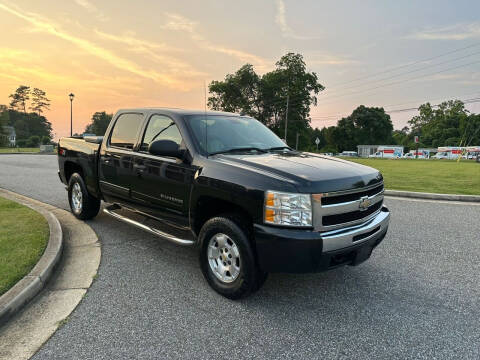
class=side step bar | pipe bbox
[103,206,195,246]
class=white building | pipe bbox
[1,126,16,146]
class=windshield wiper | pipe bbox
[210,147,267,155]
[267,146,292,152]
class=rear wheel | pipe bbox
[68,173,101,220]
[199,216,266,299]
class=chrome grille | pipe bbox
[313,182,384,232]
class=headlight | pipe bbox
[264,191,312,227]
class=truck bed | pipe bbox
[58,137,102,197]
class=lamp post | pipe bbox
[69,93,75,136]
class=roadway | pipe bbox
[0,154,479,359]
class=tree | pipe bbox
[392,126,410,148]
[349,106,393,145]
[319,106,394,152]
[41,136,51,145]
[0,105,8,147]
[26,135,40,147]
[7,109,53,142]
[29,88,50,115]
[208,53,325,148]
[9,85,30,113]
[408,100,471,147]
[84,111,113,135]
[209,64,261,118]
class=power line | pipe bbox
[329,42,480,89]
[317,60,480,106]
[381,91,480,109]
[321,50,480,98]
[309,97,480,123]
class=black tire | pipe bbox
[199,215,265,299]
[68,173,101,220]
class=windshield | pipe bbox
[186,115,287,155]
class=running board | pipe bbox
[103,206,195,246]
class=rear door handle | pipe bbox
[134,164,147,176]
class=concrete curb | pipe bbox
[0,189,63,325]
[0,189,101,360]
[384,189,480,202]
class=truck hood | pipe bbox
[213,151,382,193]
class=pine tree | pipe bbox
[9,85,30,113]
[30,88,51,115]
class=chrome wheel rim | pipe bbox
[207,233,241,283]
[71,183,83,213]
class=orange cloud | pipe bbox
[0,2,193,90]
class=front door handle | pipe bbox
[103,154,111,164]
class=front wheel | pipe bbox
[68,173,101,220]
[199,216,266,299]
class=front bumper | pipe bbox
[254,206,390,273]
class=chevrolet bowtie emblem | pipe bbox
[358,196,371,211]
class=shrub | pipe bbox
[26,135,40,147]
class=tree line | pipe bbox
[0,85,53,147]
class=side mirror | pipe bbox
[148,140,184,159]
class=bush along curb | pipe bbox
[0,189,63,325]
[384,189,480,203]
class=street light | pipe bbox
[69,93,75,137]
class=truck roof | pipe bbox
[116,107,242,117]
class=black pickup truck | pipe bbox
[58,108,390,299]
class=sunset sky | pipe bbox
[1,0,479,139]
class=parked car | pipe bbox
[57,108,390,299]
[433,151,449,159]
[340,151,359,157]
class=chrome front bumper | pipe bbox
[321,206,390,252]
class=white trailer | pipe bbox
[434,147,463,159]
[369,146,404,158]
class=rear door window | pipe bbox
[110,113,144,149]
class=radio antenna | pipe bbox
[204,80,208,158]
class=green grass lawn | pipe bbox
[0,197,49,296]
[344,158,480,195]
[0,147,41,153]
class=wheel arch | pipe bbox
[192,196,254,241]
[64,161,84,184]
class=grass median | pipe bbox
[0,147,41,153]
[344,158,480,195]
[0,197,49,296]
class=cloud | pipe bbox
[0,2,192,90]
[94,30,207,77]
[162,13,197,33]
[274,0,318,40]
[74,0,108,21]
[161,12,271,70]
[407,22,480,41]
[307,53,359,66]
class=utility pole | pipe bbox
[295,132,299,150]
[69,93,75,137]
[284,93,289,144]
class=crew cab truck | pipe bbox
[58,108,390,299]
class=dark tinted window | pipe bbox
[140,115,182,152]
[110,113,144,149]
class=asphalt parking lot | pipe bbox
[1,155,479,359]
